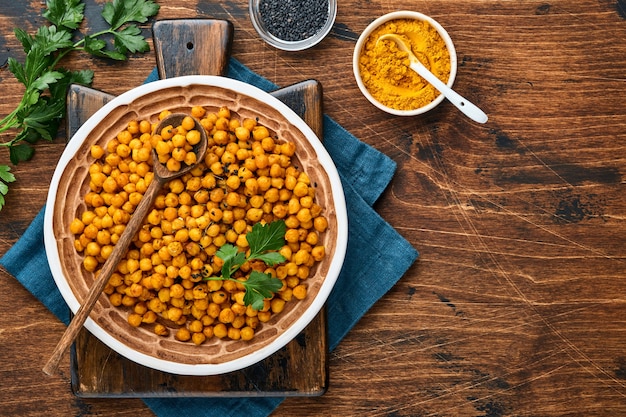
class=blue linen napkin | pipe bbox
[0,58,418,417]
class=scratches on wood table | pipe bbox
[1,0,626,416]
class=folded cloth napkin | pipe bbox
[0,58,418,417]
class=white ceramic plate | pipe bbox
[44,75,347,375]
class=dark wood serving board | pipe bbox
[66,19,328,398]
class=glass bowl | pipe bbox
[249,0,337,51]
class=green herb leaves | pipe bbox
[0,166,16,211]
[217,244,247,280]
[242,271,284,310]
[89,0,160,59]
[246,220,289,265]
[0,0,159,211]
[103,0,160,29]
[43,0,85,29]
[205,221,287,311]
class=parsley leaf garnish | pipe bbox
[217,244,247,280]
[0,0,159,212]
[246,220,288,264]
[243,271,284,311]
[204,221,287,311]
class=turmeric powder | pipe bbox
[358,18,451,111]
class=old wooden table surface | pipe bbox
[2,0,626,416]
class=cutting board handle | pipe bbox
[152,19,234,79]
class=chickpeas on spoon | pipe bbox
[377,33,488,124]
[43,113,208,376]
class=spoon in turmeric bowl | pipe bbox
[43,113,208,376]
[377,33,488,124]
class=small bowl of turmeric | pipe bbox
[353,11,457,116]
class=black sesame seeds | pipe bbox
[258,0,330,42]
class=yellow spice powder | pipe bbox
[358,19,451,111]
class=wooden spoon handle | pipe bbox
[43,175,165,375]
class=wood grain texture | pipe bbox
[1,0,626,416]
[153,19,233,78]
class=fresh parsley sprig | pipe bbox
[0,166,16,210]
[0,0,159,212]
[204,221,287,311]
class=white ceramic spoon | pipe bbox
[378,33,488,124]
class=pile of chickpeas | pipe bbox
[154,115,203,172]
[70,106,329,345]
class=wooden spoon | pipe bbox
[377,33,488,124]
[43,113,208,375]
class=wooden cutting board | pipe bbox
[66,19,328,398]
